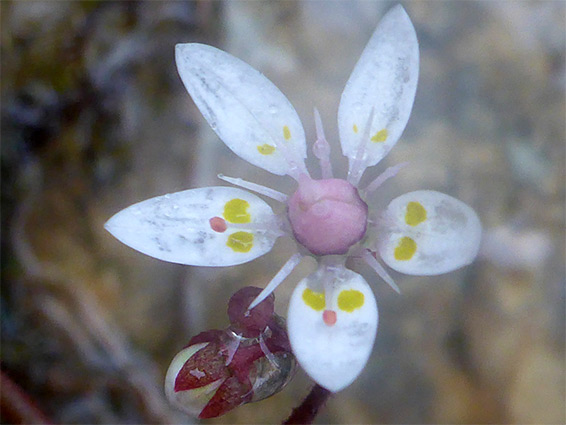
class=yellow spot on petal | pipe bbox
[337,289,365,312]
[371,128,388,143]
[283,125,291,141]
[394,236,417,261]
[227,231,254,253]
[302,288,325,311]
[257,144,275,155]
[223,199,251,223]
[353,124,359,134]
[405,201,427,226]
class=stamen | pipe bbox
[248,253,303,310]
[322,310,337,326]
[362,162,409,195]
[224,332,242,366]
[321,260,339,318]
[225,219,286,237]
[348,107,375,187]
[312,108,333,179]
[362,249,401,294]
[218,174,288,203]
[259,331,279,369]
[321,255,347,269]
[209,216,227,233]
[287,162,310,182]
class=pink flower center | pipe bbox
[287,176,368,256]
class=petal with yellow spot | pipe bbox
[405,201,427,226]
[337,289,365,312]
[370,128,388,143]
[257,144,275,155]
[302,288,325,311]
[226,231,254,253]
[394,236,417,261]
[223,199,251,223]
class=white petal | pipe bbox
[105,187,281,267]
[176,43,308,178]
[376,190,482,275]
[338,5,419,178]
[287,267,378,392]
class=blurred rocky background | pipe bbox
[1,1,564,424]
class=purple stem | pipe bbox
[282,384,331,425]
[0,370,53,424]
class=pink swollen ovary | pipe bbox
[287,175,368,256]
[238,107,405,312]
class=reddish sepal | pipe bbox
[199,375,253,419]
[228,287,275,337]
[175,342,229,392]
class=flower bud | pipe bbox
[165,287,296,418]
[227,286,274,337]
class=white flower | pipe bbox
[105,5,481,393]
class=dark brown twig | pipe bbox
[283,384,331,425]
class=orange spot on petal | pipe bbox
[209,216,227,233]
[323,310,337,326]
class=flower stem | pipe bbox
[0,370,53,424]
[282,384,331,425]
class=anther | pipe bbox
[209,216,227,233]
[323,310,337,326]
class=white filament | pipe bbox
[218,174,288,203]
[248,253,303,310]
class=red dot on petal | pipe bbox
[210,216,227,233]
[323,310,337,326]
